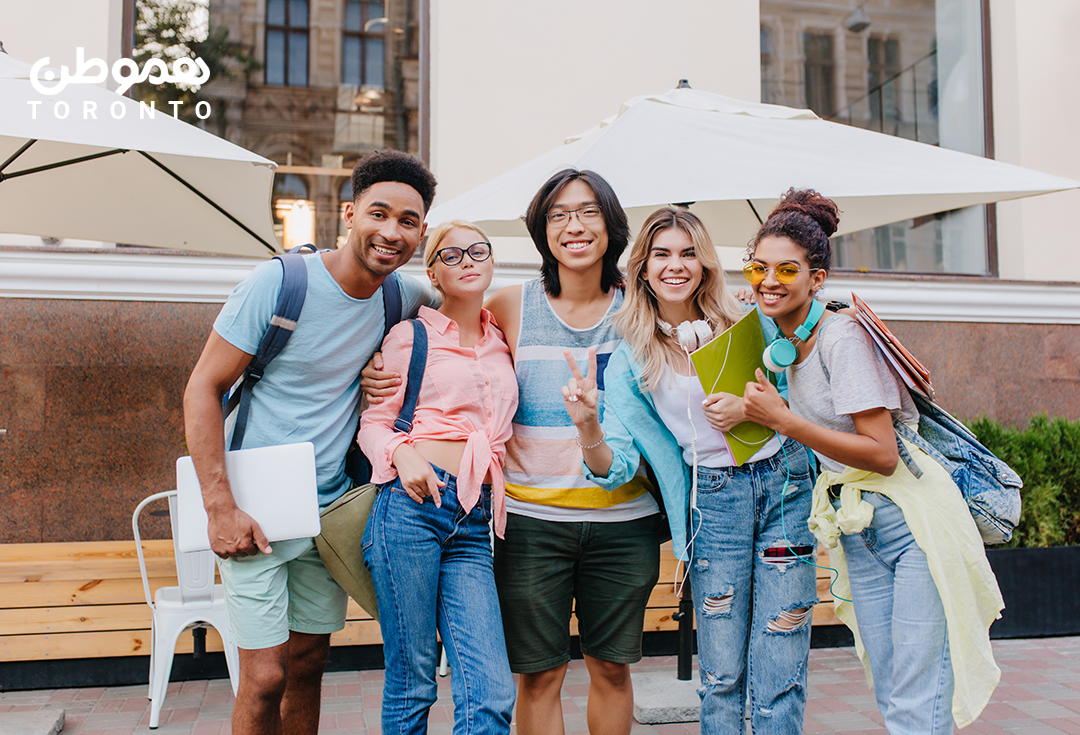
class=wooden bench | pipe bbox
[0,540,840,663]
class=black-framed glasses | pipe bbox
[432,241,492,266]
[546,206,603,227]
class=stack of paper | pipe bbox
[851,293,935,400]
[690,310,776,466]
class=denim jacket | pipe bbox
[583,308,786,561]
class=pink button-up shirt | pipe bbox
[358,306,518,537]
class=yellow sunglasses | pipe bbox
[743,261,815,285]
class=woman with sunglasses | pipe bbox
[358,220,517,735]
[741,189,1002,733]
[562,206,817,735]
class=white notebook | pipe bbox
[175,442,321,553]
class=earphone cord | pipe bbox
[675,345,703,598]
[773,382,851,604]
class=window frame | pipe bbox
[342,0,387,91]
[265,0,310,87]
[802,31,836,118]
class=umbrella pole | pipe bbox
[674,575,694,680]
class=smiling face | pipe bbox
[342,181,427,279]
[644,227,704,321]
[426,226,493,300]
[545,179,609,272]
[749,235,827,330]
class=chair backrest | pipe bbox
[133,490,217,607]
[167,493,218,604]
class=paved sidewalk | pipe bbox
[2,637,1080,734]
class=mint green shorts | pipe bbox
[217,537,348,649]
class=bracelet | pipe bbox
[575,430,606,450]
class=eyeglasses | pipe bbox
[432,241,492,266]
[742,261,816,285]
[546,206,603,227]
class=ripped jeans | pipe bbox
[691,441,817,735]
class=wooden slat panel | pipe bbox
[0,540,847,663]
[0,541,175,583]
[0,627,226,662]
[0,577,177,608]
[329,620,385,647]
[0,604,151,635]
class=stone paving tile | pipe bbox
[8,637,1080,733]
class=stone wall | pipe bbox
[1,298,1078,545]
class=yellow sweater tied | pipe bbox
[809,438,1004,729]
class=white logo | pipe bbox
[30,47,210,96]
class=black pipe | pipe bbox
[192,627,206,659]
[675,576,694,680]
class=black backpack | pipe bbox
[222,247,403,485]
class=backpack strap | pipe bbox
[393,319,427,434]
[382,271,402,341]
[225,251,310,450]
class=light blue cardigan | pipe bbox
[584,308,786,561]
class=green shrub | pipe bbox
[969,415,1080,548]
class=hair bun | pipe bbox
[769,188,840,237]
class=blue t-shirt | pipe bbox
[214,254,435,506]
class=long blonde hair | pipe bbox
[613,207,744,391]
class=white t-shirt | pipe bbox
[653,367,782,468]
[786,314,918,472]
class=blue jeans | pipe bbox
[362,465,515,735]
[839,491,954,735]
[692,442,817,735]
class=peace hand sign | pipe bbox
[561,348,600,428]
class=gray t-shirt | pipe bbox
[787,313,918,472]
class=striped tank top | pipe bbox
[504,279,651,516]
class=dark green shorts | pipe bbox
[493,513,662,674]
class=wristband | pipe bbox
[575,430,607,450]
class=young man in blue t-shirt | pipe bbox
[183,150,437,735]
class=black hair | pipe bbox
[748,188,840,273]
[524,169,629,297]
[350,149,437,213]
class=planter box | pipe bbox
[987,546,1080,639]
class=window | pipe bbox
[265,0,309,86]
[803,33,835,117]
[343,0,386,91]
[868,36,901,131]
[760,27,775,104]
[762,0,990,275]
[273,173,314,250]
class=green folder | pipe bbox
[690,310,777,466]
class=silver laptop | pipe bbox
[176,442,321,553]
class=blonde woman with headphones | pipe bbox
[563,207,818,735]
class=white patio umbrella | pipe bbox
[0,53,280,257]
[428,85,1079,249]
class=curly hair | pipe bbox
[748,188,840,273]
[350,149,437,213]
[524,169,629,297]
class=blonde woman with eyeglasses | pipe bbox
[358,220,517,735]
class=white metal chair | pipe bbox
[133,490,240,729]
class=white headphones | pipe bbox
[658,319,714,353]
[762,299,826,372]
